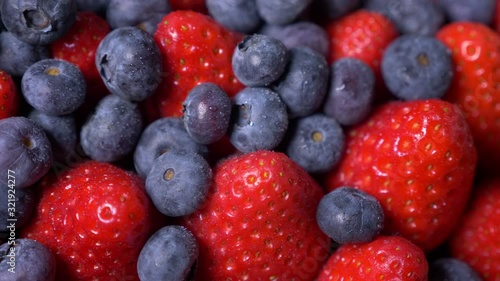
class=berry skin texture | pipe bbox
[326,10,398,77]
[22,161,157,280]
[449,179,500,281]
[146,10,244,119]
[325,99,477,252]
[206,0,261,33]
[0,31,50,77]
[436,22,500,173]
[316,235,428,281]
[429,258,482,281]
[256,0,312,25]
[137,226,199,281]
[0,70,18,120]
[183,151,330,281]
[438,0,496,25]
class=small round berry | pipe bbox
[256,0,312,25]
[206,0,261,33]
[317,187,384,244]
[0,31,50,77]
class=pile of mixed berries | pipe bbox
[0,0,499,280]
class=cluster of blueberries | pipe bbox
[0,0,495,280]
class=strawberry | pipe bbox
[50,11,110,100]
[169,0,208,14]
[324,99,477,252]
[495,0,500,32]
[317,235,428,281]
[22,161,158,281]
[325,10,398,78]
[0,70,18,120]
[436,22,500,174]
[182,150,330,280]
[449,179,500,281]
[144,10,244,120]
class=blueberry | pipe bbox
[323,58,375,126]
[316,187,384,244]
[137,225,198,281]
[77,0,110,14]
[259,21,330,59]
[272,47,329,118]
[182,83,232,145]
[95,26,163,102]
[312,0,360,21]
[364,0,445,36]
[206,0,261,33]
[0,117,52,189]
[28,110,77,163]
[80,94,142,162]
[285,114,344,173]
[134,117,209,178]
[438,0,496,25]
[256,0,312,25]
[232,34,289,87]
[229,87,288,153]
[381,35,454,101]
[429,258,482,281]
[0,238,56,281]
[0,31,50,77]
[0,184,35,232]
[22,59,86,116]
[1,0,77,45]
[146,150,211,217]
[106,0,171,34]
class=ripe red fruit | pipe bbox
[436,22,500,173]
[169,0,208,14]
[182,150,330,280]
[495,0,500,32]
[317,235,428,281]
[22,161,157,281]
[0,70,18,120]
[449,179,500,281]
[145,11,244,120]
[325,99,477,252]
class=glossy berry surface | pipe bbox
[137,226,198,281]
[0,70,18,120]
[145,149,212,217]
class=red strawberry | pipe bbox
[145,10,244,120]
[325,10,398,78]
[317,235,428,281]
[436,22,500,174]
[22,161,158,281]
[495,0,500,32]
[169,0,208,14]
[449,179,500,281]
[50,11,110,100]
[324,99,477,252]
[182,150,330,280]
[0,70,18,120]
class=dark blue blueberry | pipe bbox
[0,238,56,281]
[438,0,496,25]
[80,94,142,162]
[316,187,384,244]
[22,59,86,115]
[145,150,211,217]
[207,0,261,33]
[429,258,482,281]
[312,0,360,21]
[229,87,288,153]
[106,0,171,34]
[364,0,445,36]
[323,58,375,126]
[259,21,330,59]
[0,184,35,232]
[256,0,312,25]
[77,0,110,14]
[28,110,77,163]
[134,117,208,178]
[1,0,77,45]
[95,26,163,102]
[272,47,329,118]
[0,117,52,189]
[232,34,289,87]
[182,83,232,145]
[381,34,454,101]
[0,31,50,77]
[285,113,344,173]
[137,225,198,281]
